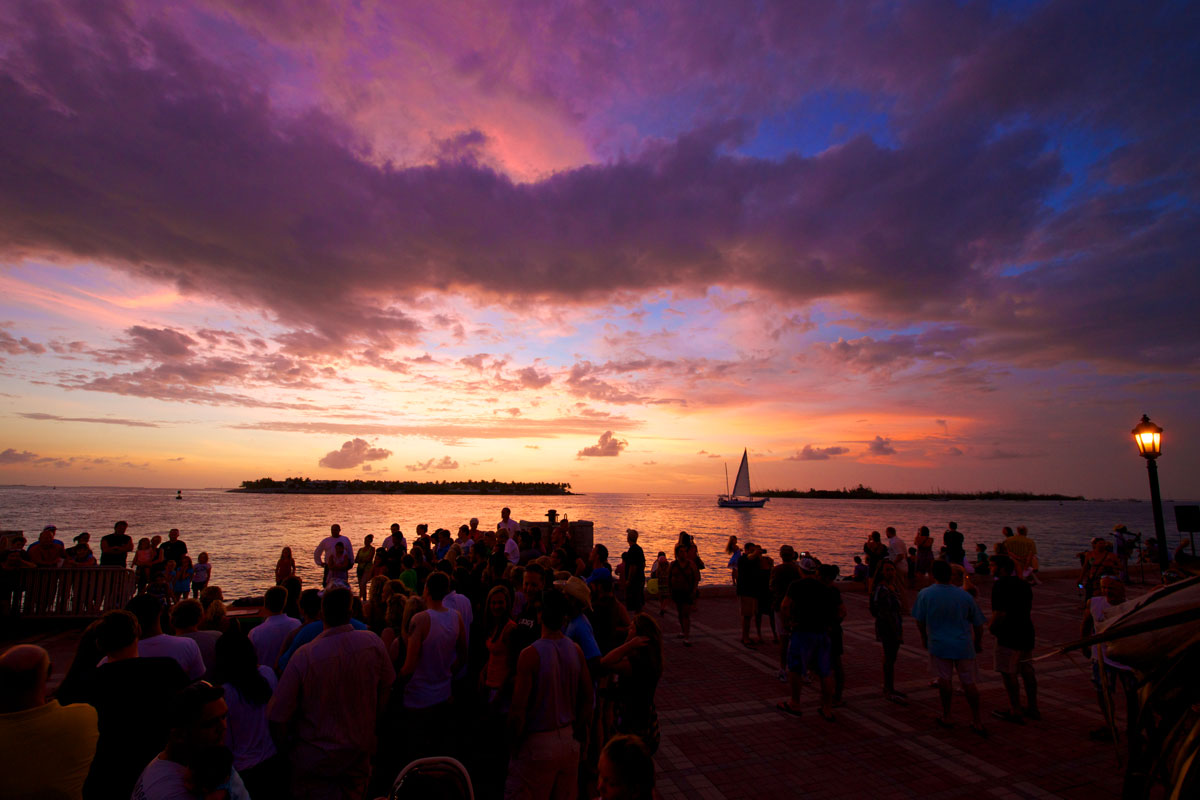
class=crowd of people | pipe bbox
[0,510,663,800]
[0,512,1159,799]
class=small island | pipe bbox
[231,477,574,495]
[754,484,1084,501]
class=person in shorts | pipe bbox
[989,555,1039,724]
[912,559,987,736]
[778,557,840,721]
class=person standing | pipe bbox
[160,529,187,567]
[505,587,593,800]
[912,560,987,736]
[313,524,352,586]
[778,557,840,721]
[988,555,1039,724]
[269,587,394,799]
[0,644,99,800]
[399,572,467,751]
[249,587,301,670]
[943,522,966,567]
[621,529,646,613]
[885,527,907,582]
[862,531,889,578]
[770,546,802,681]
[736,543,762,646]
[498,507,521,538]
[869,560,907,704]
[914,526,935,582]
[1005,526,1039,583]
[27,525,66,567]
[116,594,207,680]
[99,521,133,567]
[667,542,700,647]
[62,610,189,799]
[130,681,249,799]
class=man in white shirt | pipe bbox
[248,586,301,670]
[502,530,520,565]
[314,524,352,583]
[107,595,205,680]
[498,507,521,537]
[269,588,394,799]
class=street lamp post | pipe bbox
[1131,414,1168,571]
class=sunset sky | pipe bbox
[1,0,1197,497]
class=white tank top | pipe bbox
[403,608,460,709]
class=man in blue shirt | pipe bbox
[912,559,987,736]
[556,576,602,679]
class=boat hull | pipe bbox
[717,497,768,508]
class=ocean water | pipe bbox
[0,487,1184,598]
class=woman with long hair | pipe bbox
[601,613,664,754]
[363,575,390,633]
[913,526,934,584]
[275,547,295,585]
[355,534,376,599]
[869,560,908,704]
[725,535,741,585]
[133,537,156,592]
[479,584,517,710]
[214,629,284,799]
[199,585,228,632]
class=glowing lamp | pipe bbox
[1132,414,1163,459]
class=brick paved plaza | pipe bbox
[652,573,1147,800]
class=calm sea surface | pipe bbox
[0,487,1184,598]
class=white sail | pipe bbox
[731,449,751,497]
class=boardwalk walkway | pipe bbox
[652,574,1143,800]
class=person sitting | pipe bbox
[0,644,99,800]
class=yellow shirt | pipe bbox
[0,700,98,799]
[1004,536,1037,561]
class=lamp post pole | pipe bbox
[1131,414,1168,573]
[1146,457,1168,571]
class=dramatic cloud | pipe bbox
[788,445,851,461]
[318,438,393,469]
[4,0,1194,372]
[0,330,46,355]
[516,367,553,389]
[18,412,160,428]
[867,436,897,456]
[578,430,627,458]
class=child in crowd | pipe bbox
[173,555,193,601]
[274,547,294,585]
[326,541,352,589]
[851,555,870,583]
[133,537,157,591]
[651,551,669,615]
[974,543,991,576]
[398,554,418,593]
[163,560,178,600]
[147,570,171,605]
[191,552,212,598]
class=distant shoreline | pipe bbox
[754,485,1085,501]
[231,477,575,495]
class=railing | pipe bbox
[2,567,136,618]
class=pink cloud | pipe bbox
[318,438,392,469]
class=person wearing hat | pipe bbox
[779,557,841,721]
[131,681,249,799]
[27,525,66,568]
[557,576,602,677]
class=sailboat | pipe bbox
[718,449,768,508]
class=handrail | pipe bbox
[2,567,136,618]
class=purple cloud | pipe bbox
[578,430,627,458]
[405,456,459,472]
[0,448,40,464]
[318,438,393,469]
[788,445,850,461]
[867,436,897,456]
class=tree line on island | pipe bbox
[234,477,574,495]
[753,484,1084,501]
